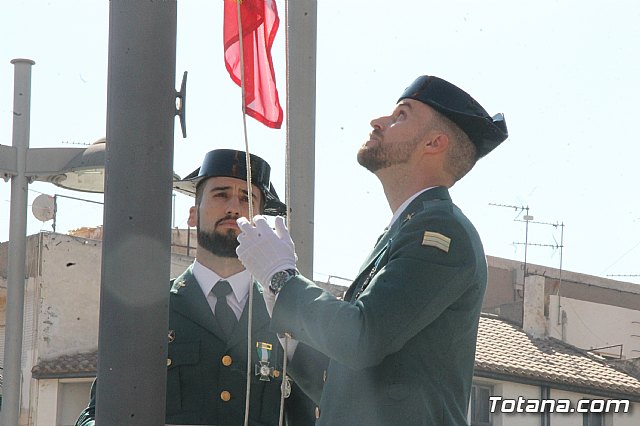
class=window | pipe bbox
[583,411,603,426]
[57,380,93,426]
[470,383,493,426]
[583,411,613,426]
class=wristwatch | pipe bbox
[269,269,299,294]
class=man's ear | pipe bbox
[187,205,198,228]
[424,132,450,154]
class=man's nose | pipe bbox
[370,115,388,131]
[225,196,242,215]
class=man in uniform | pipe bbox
[235,76,509,425]
[75,149,315,425]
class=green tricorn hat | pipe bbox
[398,75,508,159]
[173,149,287,216]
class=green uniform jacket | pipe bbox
[276,187,487,426]
[75,266,316,426]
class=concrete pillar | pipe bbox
[523,275,547,338]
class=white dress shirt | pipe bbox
[192,260,251,320]
[388,186,436,229]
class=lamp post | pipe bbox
[0,59,107,426]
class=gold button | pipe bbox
[166,358,172,367]
[315,406,320,419]
[220,391,231,402]
[221,355,232,366]
[273,370,280,378]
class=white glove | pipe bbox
[236,215,297,287]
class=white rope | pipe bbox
[235,3,255,426]
[278,2,291,425]
[236,0,288,426]
[235,2,287,426]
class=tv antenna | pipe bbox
[489,203,565,288]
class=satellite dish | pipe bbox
[32,194,55,222]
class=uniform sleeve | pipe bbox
[74,379,96,426]
[286,342,329,405]
[284,378,321,426]
[271,208,480,370]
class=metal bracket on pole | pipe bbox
[25,147,86,177]
[0,144,18,180]
[176,70,187,138]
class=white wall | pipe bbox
[477,378,640,426]
[37,234,102,359]
[34,233,193,360]
[25,232,193,426]
[34,378,92,426]
[548,294,640,359]
[57,380,93,426]
[35,379,60,426]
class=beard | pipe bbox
[357,132,421,172]
[197,216,239,258]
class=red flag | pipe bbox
[224,0,283,129]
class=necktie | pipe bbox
[212,280,237,339]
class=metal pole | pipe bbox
[95,1,177,424]
[556,222,564,325]
[285,0,317,279]
[523,206,531,282]
[1,58,35,426]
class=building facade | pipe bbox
[1,233,640,425]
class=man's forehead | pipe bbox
[395,98,427,110]
[205,176,260,194]
[394,98,432,116]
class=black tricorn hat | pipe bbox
[398,75,508,159]
[173,149,287,216]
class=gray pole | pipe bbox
[285,0,317,279]
[95,1,177,424]
[1,58,35,426]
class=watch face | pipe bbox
[273,271,287,281]
[270,269,296,293]
[271,271,287,287]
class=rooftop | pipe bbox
[30,315,640,402]
[476,314,640,401]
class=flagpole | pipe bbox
[95,1,176,423]
[285,0,317,279]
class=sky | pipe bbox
[1,0,639,285]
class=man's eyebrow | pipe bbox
[209,186,258,198]
[397,100,413,109]
[208,185,232,193]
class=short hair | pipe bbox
[430,110,477,182]
[195,180,206,207]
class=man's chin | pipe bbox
[356,148,370,166]
[357,152,382,172]
[216,227,239,237]
[197,229,240,258]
